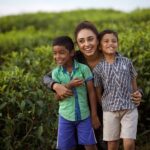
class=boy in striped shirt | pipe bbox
[93,29,138,150]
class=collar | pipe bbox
[58,60,79,73]
[101,52,122,62]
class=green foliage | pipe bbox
[0,67,58,149]
[0,9,150,149]
[0,27,53,55]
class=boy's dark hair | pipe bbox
[98,29,118,42]
[52,36,74,52]
[74,21,99,42]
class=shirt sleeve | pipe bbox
[129,60,137,79]
[93,65,103,87]
[43,71,56,89]
[82,65,93,82]
[51,69,61,83]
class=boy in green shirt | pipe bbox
[51,36,100,150]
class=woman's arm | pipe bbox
[43,72,56,89]
[43,72,73,98]
[86,80,100,129]
[95,86,103,105]
[53,83,73,99]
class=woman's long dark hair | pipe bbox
[74,21,99,42]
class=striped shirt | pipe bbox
[93,53,137,111]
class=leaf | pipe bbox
[37,125,43,138]
[0,102,7,110]
[36,100,44,107]
[20,101,26,110]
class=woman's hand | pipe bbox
[53,83,73,99]
[91,115,101,129]
[131,90,142,106]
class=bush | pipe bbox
[0,9,150,149]
[0,67,58,149]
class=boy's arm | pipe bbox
[86,80,101,129]
[131,77,138,92]
[131,77,140,106]
[65,78,84,89]
[129,60,141,105]
[53,78,83,100]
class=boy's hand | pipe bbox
[66,78,84,89]
[91,115,101,129]
[131,90,142,106]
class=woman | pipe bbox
[43,21,142,150]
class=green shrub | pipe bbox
[0,9,150,149]
[0,67,58,149]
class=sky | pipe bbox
[0,0,150,16]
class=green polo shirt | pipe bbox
[52,60,93,121]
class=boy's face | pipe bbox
[100,33,118,55]
[53,45,74,66]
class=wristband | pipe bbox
[51,82,57,92]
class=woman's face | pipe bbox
[76,29,99,57]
